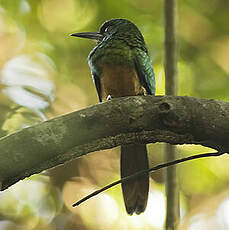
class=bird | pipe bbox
[71,18,155,215]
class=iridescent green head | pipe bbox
[71,18,146,46]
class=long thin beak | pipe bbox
[70,32,103,41]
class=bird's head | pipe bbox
[71,18,145,44]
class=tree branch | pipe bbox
[72,151,224,207]
[0,95,229,191]
[164,0,179,227]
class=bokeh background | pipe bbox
[0,0,229,229]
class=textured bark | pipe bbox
[0,95,229,190]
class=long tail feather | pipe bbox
[120,144,149,215]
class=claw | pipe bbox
[107,95,112,100]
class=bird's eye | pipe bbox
[104,26,111,33]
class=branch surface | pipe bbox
[0,95,229,190]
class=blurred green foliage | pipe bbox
[0,0,229,229]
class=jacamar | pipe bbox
[71,18,155,215]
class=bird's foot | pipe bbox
[107,95,112,100]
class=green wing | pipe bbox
[134,49,155,95]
